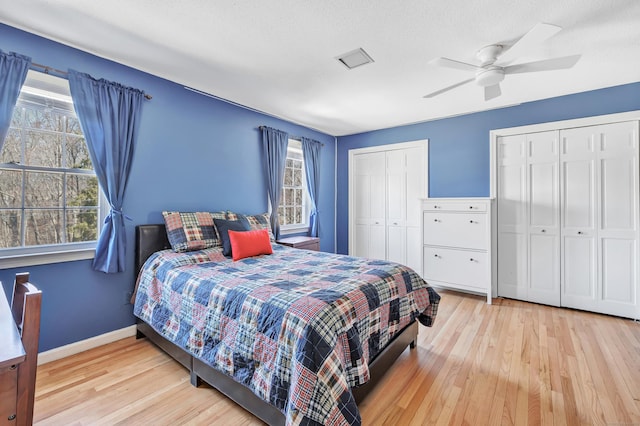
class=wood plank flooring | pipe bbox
[33,290,640,425]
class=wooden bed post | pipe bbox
[11,272,42,426]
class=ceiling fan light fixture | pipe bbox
[476,67,505,87]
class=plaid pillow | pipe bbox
[162,211,226,252]
[226,211,275,241]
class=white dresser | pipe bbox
[422,198,493,303]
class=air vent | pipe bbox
[336,48,374,70]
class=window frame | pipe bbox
[276,139,310,235]
[0,70,106,268]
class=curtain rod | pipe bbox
[258,126,324,146]
[30,62,153,100]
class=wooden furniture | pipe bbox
[349,139,428,274]
[134,224,421,426]
[0,273,42,426]
[422,198,493,304]
[276,235,320,251]
[493,112,640,319]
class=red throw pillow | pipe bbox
[228,229,273,261]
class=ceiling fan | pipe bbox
[424,23,581,101]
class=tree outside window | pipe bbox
[0,71,101,252]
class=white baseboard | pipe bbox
[38,324,137,365]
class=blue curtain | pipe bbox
[301,137,321,237]
[0,50,31,152]
[68,70,144,273]
[261,126,289,239]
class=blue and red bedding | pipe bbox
[133,244,440,425]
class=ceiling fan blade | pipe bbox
[429,57,480,72]
[423,78,475,98]
[484,84,501,101]
[499,22,562,64]
[504,54,581,74]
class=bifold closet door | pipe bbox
[386,147,424,273]
[354,152,386,260]
[497,131,560,305]
[560,121,639,318]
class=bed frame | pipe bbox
[134,224,418,425]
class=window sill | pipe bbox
[0,248,95,269]
[279,226,310,236]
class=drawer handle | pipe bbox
[541,229,546,233]
[8,414,16,421]
[469,258,476,262]
[469,206,474,209]
[469,220,476,224]
[434,219,440,222]
[434,205,440,209]
[393,222,398,225]
[434,254,440,258]
[577,231,583,235]
[9,364,17,370]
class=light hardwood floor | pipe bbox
[33,290,640,425]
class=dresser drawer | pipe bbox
[423,247,489,290]
[422,201,487,212]
[423,212,488,249]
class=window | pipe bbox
[0,70,104,266]
[277,139,309,233]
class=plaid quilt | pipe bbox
[133,244,440,425]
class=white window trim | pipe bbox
[0,70,106,268]
[275,140,311,234]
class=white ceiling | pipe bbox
[1,0,639,136]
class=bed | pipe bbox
[132,223,440,425]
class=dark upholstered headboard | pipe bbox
[135,224,171,274]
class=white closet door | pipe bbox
[560,126,598,311]
[497,131,560,305]
[386,147,424,271]
[354,152,386,260]
[596,121,638,317]
[497,134,528,300]
[560,121,639,316]
[386,150,407,264]
[405,147,425,273]
[527,131,561,305]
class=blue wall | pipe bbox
[0,23,336,351]
[336,82,640,254]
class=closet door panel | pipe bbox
[561,160,595,230]
[369,225,387,260]
[497,134,527,299]
[601,238,635,303]
[529,232,560,306]
[600,156,637,233]
[406,226,422,273]
[562,235,597,310]
[355,224,370,257]
[497,232,527,299]
[529,162,558,228]
[386,149,405,225]
[387,225,405,264]
[406,148,424,227]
